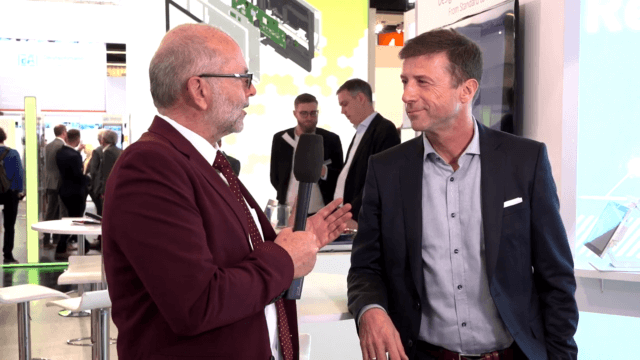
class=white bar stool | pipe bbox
[47,290,113,360]
[57,255,103,317]
[0,284,70,360]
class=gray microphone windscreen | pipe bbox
[294,134,323,183]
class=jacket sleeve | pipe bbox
[530,144,579,359]
[103,146,295,336]
[347,157,389,325]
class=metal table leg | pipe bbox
[17,302,50,360]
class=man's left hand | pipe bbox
[305,198,352,248]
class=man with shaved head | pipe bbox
[102,24,351,360]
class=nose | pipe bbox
[247,83,257,97]
[402,81,416,104]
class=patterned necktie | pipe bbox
[212,151,294,360]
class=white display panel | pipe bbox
[0,39,106,112]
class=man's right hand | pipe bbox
[274,228,319,279]
[359,308,408,360]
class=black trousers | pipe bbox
[0,190,20,258]
[89,191,103,216]
[57,194,88,254]
[44,189,67,243]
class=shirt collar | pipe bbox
[355,111,378,131]
[56,136,67,145]
[423,118,481,161]
[157,114,220,165]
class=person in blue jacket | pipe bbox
[0,127,25,264]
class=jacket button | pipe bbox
[415,301,421,310]
[408,339,413,348]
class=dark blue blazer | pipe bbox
[347,122,578,360]
[343,114,400,221]
[56,146,87,198]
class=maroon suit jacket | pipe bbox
[103,117,299,360]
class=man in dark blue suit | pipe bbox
[347,29,578,360]
[55,129,89,257]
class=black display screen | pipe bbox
[444,0,519,135]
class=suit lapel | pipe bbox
[344,134,356,164]
[478,123,505,281]
[400,136,425,293]
[147,117,251,236]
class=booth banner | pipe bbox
[0,40,106,112]
[418,0,507,32]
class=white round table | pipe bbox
[297,273,353,323]
[32,218,101,256]
[31,218,102,235]
[31,218,103,317]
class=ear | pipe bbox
[293,109,297,118]
[186,76,209,111]
[356,92,367,104]
[459,78,479,105]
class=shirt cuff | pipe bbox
[357,304,387,327]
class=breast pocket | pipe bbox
[502,197,529,216]
[501,198,531,247]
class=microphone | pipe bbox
[284,133,324,300]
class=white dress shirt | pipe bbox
[333,111,378,200]
[159,114,281,360]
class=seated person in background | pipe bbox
[271,93,343,215]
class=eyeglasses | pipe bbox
[198,73,253,89]
[298,110,319,117]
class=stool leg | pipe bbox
[90,283,98,347]
[93,308,110,360]
[17,302,31,360]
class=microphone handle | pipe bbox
[293,183,312,231]
[284,182,313,300]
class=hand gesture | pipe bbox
[306,198,352,248]
[359,308,408,360]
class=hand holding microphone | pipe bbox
[273,134,352,299]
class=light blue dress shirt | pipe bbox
[419,120,513,354]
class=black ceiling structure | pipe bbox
[370,0,414,13]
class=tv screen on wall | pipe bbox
[443,0,519,135]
